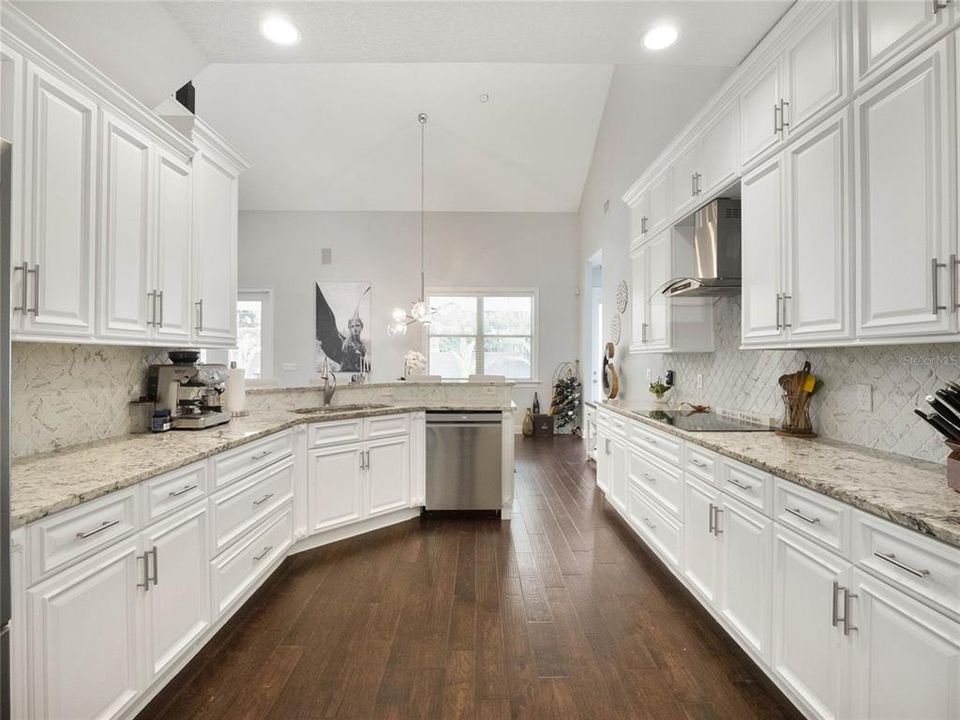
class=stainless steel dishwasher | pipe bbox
[425,411,502,511]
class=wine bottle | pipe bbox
[532,392,541,414]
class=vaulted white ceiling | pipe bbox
[12,0,793,213]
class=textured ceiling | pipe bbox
[163,0,792,65]
[192,62,613,212]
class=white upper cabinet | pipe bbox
[670,140,704,217]
[784,108,853,343]
[1,44,26,300]
[98,111,153,340]
[855,40,955,340]
[854,0,953,88]
[631,170,670,242]
[153,151,193,343]
[192,144,240,346]
[700,103,740,197]
[740,57,784,167]
[19,62,97,339]
[643,230,670,349]
[741,156,786,345]
[786,1,848,137]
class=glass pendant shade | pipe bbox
[391,307,408,322]
[410,300,431,323]
[387,321,408,338]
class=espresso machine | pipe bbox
[147,352,231,430]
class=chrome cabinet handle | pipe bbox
[253,545,274,563]
[605,439,611,455]
[28,264,39,315]
[76,519,120,539]
[253,492,274,506]
[873,551,930,578]
[713,507,723,535]
[951,255,959,311]
[689,458,707,468]
[12,262,27,312]
[785,507,821,524]
[149,547,159,586]
[779,99,790,130]
[641,472,655,483]
[932,259,947,313]
[781,294,792,328]
[695,172,702,195]
[365,450,371,469]
[157,289,164,327]
[843,587,857,635]
[147,291,157,326]
[642,517,656,530]
[934,0,949,13]
[168,483,198,497]
[195,298,203,331]
[774,103,781,133]
[831,580,841,627]
[641,216,648,235]
[360,452,366,470]
[137,552,150,590]
[640,322,647,343]
[775,294,782,330]
[251,450,272,461]
[726,477,752,491]
[708,503,716,534]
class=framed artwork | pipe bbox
[315,281,372,376]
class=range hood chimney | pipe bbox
[660,198,741,298]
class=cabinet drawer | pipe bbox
[631,424,681,466]
[210,457,294,554]
[853,511,960,619]
[309,419,363,448]
[628,448,682,519]
[213,431,293,488]
[628,485,681,569]
[211,504,293,617]
[774,479,849,555]
[28,487,138,582]
[144,462,207,522]
[365,414,410,440]
[719,459,772,515]
[685,444,717,484]
[609,413,628,437]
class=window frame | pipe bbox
[423,287,539,384]
[204,288,275,382]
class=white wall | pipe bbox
[238,211,579,412]
[578,64,732,403]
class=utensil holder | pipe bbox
[776,392,817,438]
[944,441,960,492]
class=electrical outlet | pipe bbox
[855,384,873,412]
[696,373,703,390]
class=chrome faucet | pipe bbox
[319,357,337,406]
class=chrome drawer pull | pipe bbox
[253,545,274,562]
[726,477,752,491]
[708,503,716,534]
[251,450,272,461]
[137,553,150,590]
[874,551,930,578]
[689,458,707,468]
[831,580,840,627]
[76,519,120,539]
[149,547,159,586]
[641,472,656,483]
[642,517,656,530]
[253,493,275,506]
[785,507,820,525]
[168,483,198,497]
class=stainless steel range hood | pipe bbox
[660,198,741,298]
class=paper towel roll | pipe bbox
[225,366,247,415]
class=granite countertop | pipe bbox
[249,380,515,395]
[599,401,960,550]
[11,403,512,529]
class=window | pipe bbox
[425,290,536,381]
[203,290,274,380]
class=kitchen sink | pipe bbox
[290,404,391,415]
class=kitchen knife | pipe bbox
[934,389,960,422]
[925,395,960,435]
[914,408,960,442]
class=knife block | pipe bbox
[944,441,960,492]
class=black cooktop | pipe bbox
[637,410,774,433]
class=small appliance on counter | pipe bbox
[146,351,232,430]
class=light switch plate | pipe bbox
[855,384,873,412]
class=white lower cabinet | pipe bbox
[595,427,611,494]
[307,443,364,533]
[27,538,142,720]
[682,475,721,604]
[849,569,960,720]
[366,435,410,518]
[772,525,851,720]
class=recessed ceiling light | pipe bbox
[260,16,300,46]
[643,25,678,51]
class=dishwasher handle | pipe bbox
[426,412,503,425]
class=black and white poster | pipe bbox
[315,282,372,376]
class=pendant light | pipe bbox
[387,113,433,338]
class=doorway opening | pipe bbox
[587,251,603,403]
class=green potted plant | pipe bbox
[649,377,671,408]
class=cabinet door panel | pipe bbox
[670,141,701,216]
[28,539,141,720]
[855,42,953,338]
[788,3,847,136]
[629,246,647,351]
[772,527,849,720]
[596,430,610,494]
[855,0,948,86]
[154,152,193,342]
[645,231,670,348]
[718,497,772,661]
[1,46,27,320]
[142,504,210,681]
[21,63,96,338]
[786,109,852,341]
[366,436,410,517]
[701,105,739,196]
[741,157,786,344]
[307,444,364,533]
[851,570,960,720]
[740,59,782,166]
[608,436,627,516]
[100,113,152,339]
[646,172,670,235]
[682,476,719,604]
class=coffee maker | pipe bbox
[147,352,231,430]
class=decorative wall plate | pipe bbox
[610,313,622,345]
[616,280,629,315]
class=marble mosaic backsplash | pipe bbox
[12,343,166,459]
[669,297,960,464]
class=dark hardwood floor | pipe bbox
[137,435,800,720]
